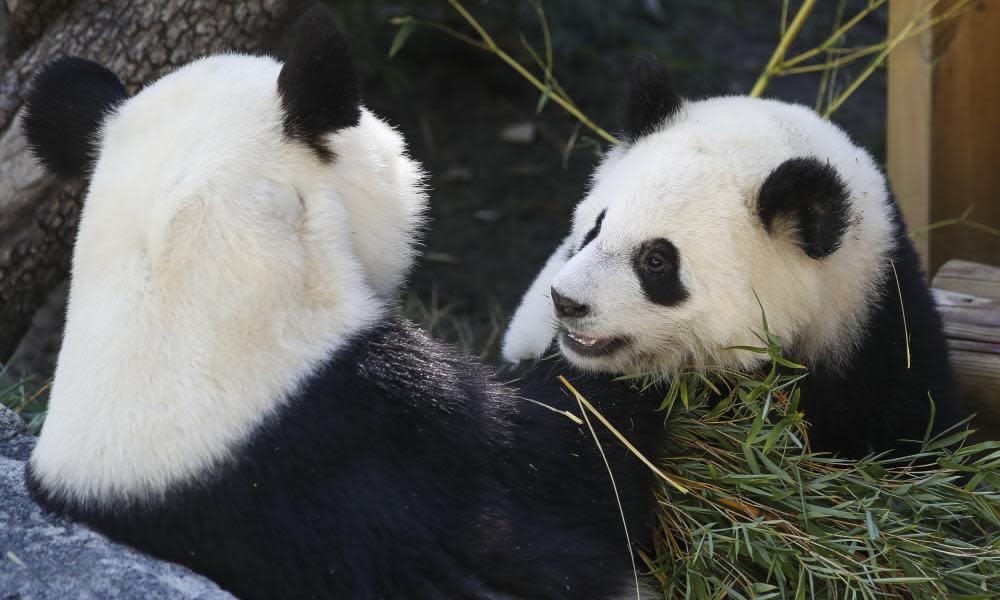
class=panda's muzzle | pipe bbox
[551,287,629,356]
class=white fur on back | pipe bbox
[31,54,426,502]
[507,96,894,374]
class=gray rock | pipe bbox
[0,405,233,599]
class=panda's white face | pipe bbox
[507,75,895,376]
[24,14,426,501]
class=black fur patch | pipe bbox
[632,238,688,306]
[28,319,668,598]
[757,157,851,259]
[619,54,681,143]
[579,209,606,251]
[22,56,129,180]
[277,5,361,161]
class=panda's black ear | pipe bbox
[22,56,129,180]
[619,54,682,143]
[757,157,851,259]
[278,4,361,161]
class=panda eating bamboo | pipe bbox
[503,56,964,458]
[21,7,667,599]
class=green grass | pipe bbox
[0,363,48,435]
[402,287,505,362]
[639,369,1000,598]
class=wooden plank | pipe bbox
[932,288,1000,344]
[888,0,933,266]
[935,287,1000,439]
[948,338,1000,354]
[931,259,1000,299]
[931,260,1000,440]
[928,1,1000,275]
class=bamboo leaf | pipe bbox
[388,17,417,58]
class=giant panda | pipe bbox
[21,8,667,599]
[502,56,963,459]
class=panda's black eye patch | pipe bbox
[579,210,606,252]
[633,238,687,306]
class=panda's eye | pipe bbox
[644,250,667,273]
[632,237,687,306]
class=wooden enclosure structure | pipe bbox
[933,260,1000,440]
[889,1,999,439]
[888,0,1000,275]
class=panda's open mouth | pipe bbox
[561,330,629,357]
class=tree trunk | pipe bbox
[0,0,305,364]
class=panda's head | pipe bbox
[522,56,894,375]
[23,6,425,310]
[23,7,426,500]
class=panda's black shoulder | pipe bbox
[281,317,517,461]
[322,318,506,413]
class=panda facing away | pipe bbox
[503,56,964,459]
[21,8,668,600]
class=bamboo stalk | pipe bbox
[822,0,950,117]
[447,0,619,145]
[783,0,887,68]
[750,0,819,97]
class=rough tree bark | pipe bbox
[0,0,306,364]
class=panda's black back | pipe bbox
[28,319,664,599]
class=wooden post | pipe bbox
[929,1,1000,275]
[888,0,933,265]
[887,0,1000,275]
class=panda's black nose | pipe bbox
[551,288,589,319]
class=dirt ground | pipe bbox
[9,0,888,378]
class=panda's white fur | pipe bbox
[505,97,893,375]
[31,53,426,502]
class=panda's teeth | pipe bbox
[568,332,598,346]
